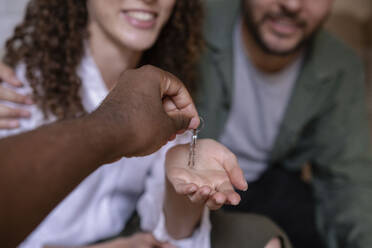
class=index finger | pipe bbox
[159,70,200,130]
[0,85,32,105]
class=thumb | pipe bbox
[155,110,189,145]
[163,96,199,130]
[169,113,191,134]
[222,152,248,191]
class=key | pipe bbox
[188,129,198,168]
[187,117,204,168]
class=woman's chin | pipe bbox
[119,36,158,52]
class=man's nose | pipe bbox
[278,0,302,14]
[142,0,157,4]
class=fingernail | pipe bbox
[216,197,224,205]
[188,117,199,129]
[243,182,248,191]
[202,187,211,195]
[231,196,240,205]
[189,185,197,192]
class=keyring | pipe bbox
[194,116,205,134]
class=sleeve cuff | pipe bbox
[152,207,211,248]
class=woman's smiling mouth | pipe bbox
[122,10,158,29]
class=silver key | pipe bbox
[187,117,204,168]
[188,129,198,168]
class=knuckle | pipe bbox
[140,65,158,77]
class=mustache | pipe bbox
[262,11,307,28]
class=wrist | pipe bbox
[164,177,204,239]
[79,113,127,164]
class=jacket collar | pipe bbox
[203,0,241,103]
[269,31,347,162]
[204,0,240,52]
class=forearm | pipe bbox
[163,178,204,239]
[0,116,119,247]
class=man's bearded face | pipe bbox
[243,0,334,56]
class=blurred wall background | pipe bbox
[0,0,371,59]
[325,0,372,126]
[0,0,29,58]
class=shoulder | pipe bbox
[203,0,240,52]
[311,30,363,75]
[305,30,367,109]
[0,63,53,139]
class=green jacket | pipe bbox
[196,0,372,247]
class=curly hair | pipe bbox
[4,0,204,120]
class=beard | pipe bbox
[242,0,326,57]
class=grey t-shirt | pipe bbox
[219,20,303,182]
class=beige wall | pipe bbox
[327,0,372,123]
[333,0,372,21]
[0,0,29,58]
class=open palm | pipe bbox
[166,139,247,210]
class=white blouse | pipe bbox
[0,51,210,248]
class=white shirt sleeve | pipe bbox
[137,135,211,248]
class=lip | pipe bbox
[266,17,300,37]
[122,9,158,30]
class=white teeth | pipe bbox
[277,19,296,27]
[126,11,155,21]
